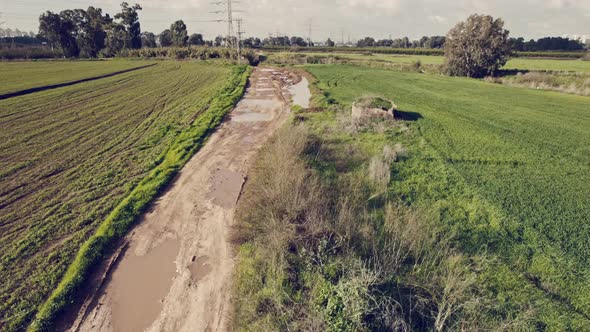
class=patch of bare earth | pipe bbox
[66,67,308,332]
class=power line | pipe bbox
[210,0,243,48]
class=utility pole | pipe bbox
[306,18,312,47]
[341,28,344,47]
[236,18,244,64]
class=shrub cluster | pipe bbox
[122,46,262,65]
[0,46,63,60]
[233,124,502,331]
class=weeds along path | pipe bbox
[69,67,304,332]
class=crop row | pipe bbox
[0,62,249,331]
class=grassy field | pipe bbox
[266,52,590,72]
[0,60,154,95]
[0,61,247,330]
[299,65,590,329]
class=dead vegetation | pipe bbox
[485,71,590,96]
[232,120,509,331]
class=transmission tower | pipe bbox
[210,0,243,49]
[236,18,245,63]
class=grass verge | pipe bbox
[233,65,590,330]
[232,97,508,331]
[28,65,251,332]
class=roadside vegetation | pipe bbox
[0,62,249,331]
[264,52,590,73]
[234,64,590,330]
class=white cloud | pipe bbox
[344,0,402,12]
[544,0,590,9]
[428,15,447,24]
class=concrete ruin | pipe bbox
[351,96,397,121]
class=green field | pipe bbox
[268,52,590,72]
[0,62,245,330]
[304,65,590,329]
[0,60,154,95]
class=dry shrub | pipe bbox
[369,144,408,197]
[234,122,494,331]
[235,125,323,242]
[368,204,482,331]
[493,72,590,96]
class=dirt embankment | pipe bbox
[66,67,309,332]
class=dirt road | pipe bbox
[68,67,309,332]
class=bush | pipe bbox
[233,120,498,331]
[0,46,63,60]
[122,46,261,65]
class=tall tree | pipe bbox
[188,33,204,46]
[357,37,375,47]
[78,7,112,57]
[326,38,335,47]
[444,14,511,78]
[39,11,62,50]
[52,10,81,57]
[159,29,173,47]
[115,2,142,49]
[170,20,188,47]
[141,31,157,47]
[104,23,127,56]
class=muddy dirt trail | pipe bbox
[67,67,309,332]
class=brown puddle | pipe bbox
[208,168,244,208]
[189,256,212,282]
[109,238,179,332]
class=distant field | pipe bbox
[503,57,590,72]
[0,60,153,95]
[269,51,590,72]
[0,62,236,330]
[305,65,590,329]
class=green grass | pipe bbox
[268,52,590,73]
[0,61,249,331]
[503,57,590,72]
[0,59,154,95]
[304,64,590,329]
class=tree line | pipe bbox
[26,2,590,59]
[35,2,239,57]
[356,36,446,49]
[508,37,585,52]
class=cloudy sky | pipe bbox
[1,0,589,41]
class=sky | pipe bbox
[1,0,589,41]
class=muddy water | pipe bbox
[289,77,311,108]
[72,67,309,332]
[110,239,179,332]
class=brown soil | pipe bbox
[66,67,306,332]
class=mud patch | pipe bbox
[189,256,213,282]
[289,77,311,108]
[231,112,272,122]
[110,238,179,332]
[208,168,244,208]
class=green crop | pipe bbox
[0,61,250,331]
[304,64,590,329]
